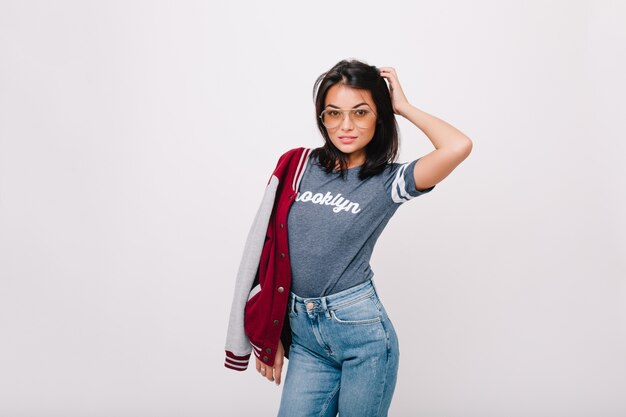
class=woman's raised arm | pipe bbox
[380,67,473,191]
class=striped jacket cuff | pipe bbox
[224,351,251,371]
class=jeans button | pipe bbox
[306,302,315,310]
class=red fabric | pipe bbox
[224,351,251,371]
[242,147,309,367]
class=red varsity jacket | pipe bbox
[224,147,311,371]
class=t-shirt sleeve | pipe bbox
[384,158,435,204]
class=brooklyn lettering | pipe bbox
[295,191,362,214]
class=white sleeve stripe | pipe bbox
[294,149,311,192]
[292,148,310,191]
[226,357,250,364]
[391,163,414,203]
[225,362,248,370]
[292,150,306,191]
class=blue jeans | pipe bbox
[277,279,399,417]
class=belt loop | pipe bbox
[321,297,331,319]
[290,294,296,315]
[370,278,378,296]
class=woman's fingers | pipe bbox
[256,357,271,381]
[379,66,410,115]
[273,354,284,385]
[274,339,285,385]
[263,364,283,385]
[379,67,398,84]
[254,341,285,385]
[256,357,276,383]
[380,67,402,92]
[379,66,397,75]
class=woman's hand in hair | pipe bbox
[254,339,285,385]
[379,67,411,116]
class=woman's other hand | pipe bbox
[255,339,285,385]
[379,67,411,116]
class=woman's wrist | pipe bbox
[395,101,414,118]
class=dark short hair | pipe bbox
[311,59,399,180]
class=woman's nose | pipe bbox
[340,112,354,130]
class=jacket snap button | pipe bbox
[280,223,284,229]
[263,356,269,362]
[277,287,284,293]
[273,319,279,326]
[280,253,285,258]
[266,348,272,354]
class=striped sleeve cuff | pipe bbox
[224,351,251,371]
[391,160,435,203]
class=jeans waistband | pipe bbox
[289,279,379,314]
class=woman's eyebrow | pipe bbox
[325,102,371,109]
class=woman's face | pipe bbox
[322,84,377,168]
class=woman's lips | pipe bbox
[338,136,357,144]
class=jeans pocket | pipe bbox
[330,296,382,325]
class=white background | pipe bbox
[1,1,625,416]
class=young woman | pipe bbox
[224,59,472,417]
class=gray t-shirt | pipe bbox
[287,155,435,297]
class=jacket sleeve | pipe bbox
[224,173,281,371]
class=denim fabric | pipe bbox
[277,279,399,417]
